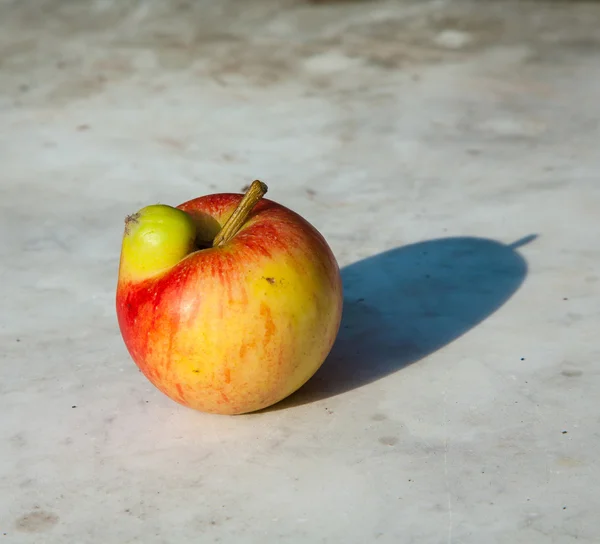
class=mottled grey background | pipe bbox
[1,1,599,542]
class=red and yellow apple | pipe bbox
[116,181,343,415]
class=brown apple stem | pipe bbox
[212,180,268,247]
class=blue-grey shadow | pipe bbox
[268,234,535,410]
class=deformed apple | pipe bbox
[116,181,343,415]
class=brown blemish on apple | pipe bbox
[264,277,275,285]
[224,368,231,384]
[124,212,140,235]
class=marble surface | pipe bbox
[1,0,599,542]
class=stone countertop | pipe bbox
[1,0,599,542]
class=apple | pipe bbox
[116,181,343,415]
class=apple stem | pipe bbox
[212,180,268,247]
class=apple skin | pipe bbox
[116,193,343,415]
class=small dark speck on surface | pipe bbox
[16,338,20,342]
[379,436,398,446]
[563,297,568,300]
[71,405,76,408]
[562,430,568,434]
[265,277,275,285]
[77,124,90,131]
[306,188,317,198]
[520,357,525,361]
[357,298,365,302]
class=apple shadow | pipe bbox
[264,234,536,411]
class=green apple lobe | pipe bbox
[121,204,198,280]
